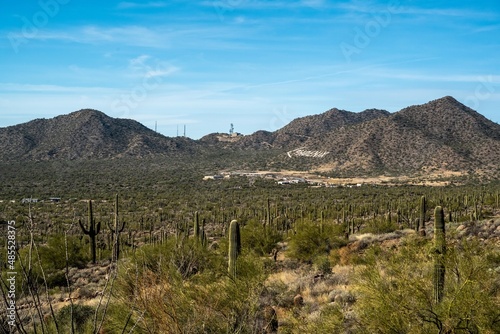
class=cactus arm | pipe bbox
[79,219,90,235]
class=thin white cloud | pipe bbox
[127,55,180,79]
[81,25,170,47]
[14,25,171,48]
[10,23,258,51]
[395,6,497,19]
[473,24,500,33]
[0,83,119,94]
[334,1,496,18]
[145,68,179,78]
[129,55,151,70]
[364,70,500,84]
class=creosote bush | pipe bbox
[353,236,500,333]
[38,235,89,270]
[106,237,269,333]
[287,220,347,263]
[51,304,95,333]
[241,219,283,256]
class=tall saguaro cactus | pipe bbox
[419,195,427,234]
[266,198,271,228]
[228,219,241,279]
[193,211,207,246]
[433,206,446,303]
[108,194,126,262]
[79,200,101,264]
[194,211,200,241]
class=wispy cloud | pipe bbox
[127,55,180,78]
[145,67,178,78]
[129,55,152,70]
[11,25,171,48]
[363,70,500,84]
[395,6,497,18]
[334,1,495,18]
[10,23,258,51]
[0,83,119,94]
[473,24,500,33]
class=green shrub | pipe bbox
[362,216,399,234]
[241,219,283,256]
[55,304,95,333]
[287,221,346,263]
[45,270,67,288]
[107,237,268,333]
[353,237,500,333]
[38,235,89,270]
[313,255,331,275]
[301,304,346,333]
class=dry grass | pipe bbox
[265,259,357,330]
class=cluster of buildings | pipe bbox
[276,177,307,185]
[202,171,316,186]
[19,197,61,204]
[202,171,366,188]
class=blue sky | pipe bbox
[1,0,499,139]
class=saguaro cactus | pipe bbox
[228,219,241,279]
[193,211,207,246]
[79,200,101,264]
[200,218,208,248]
[108,194,126,262]
[319,210,324,234]
[433,206,446,303]
[193,211,200,241]
[266,198,271,228]
[419,195,426,234]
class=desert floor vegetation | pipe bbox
[1,162,500,333]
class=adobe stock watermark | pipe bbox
[212,0,245,22]
[6,220,17,327]
[339,0,402,63]
[7,0,70,54]
[111,60,172,118]
[464,75,497,110]
[269,106,293,131]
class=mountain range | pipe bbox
[0,109,199,161]
[1,96,499,177]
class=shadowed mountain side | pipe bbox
[270,96,500,175]
[0,109,200,161]
[270,108,391,148]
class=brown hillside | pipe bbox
[0,109,200,161]
[262,96,500,176]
